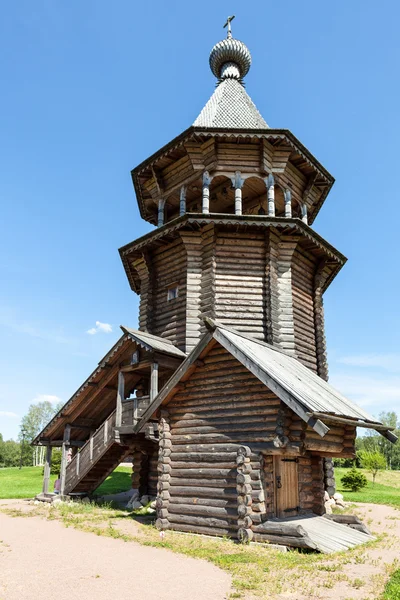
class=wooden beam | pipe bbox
[310,412,397,437]
[42,445,52,494]
[60,424,71,496]
[150,362,159,401]
[120,360,153,373]
[115,371,125,428]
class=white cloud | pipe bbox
[32,394,63,405]
[86,321,113,335]
[337,353,400,374]
[0,411,19,418]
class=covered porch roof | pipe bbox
[33,327,185,445]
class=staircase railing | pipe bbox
[64,409,116,493]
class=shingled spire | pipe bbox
[193,21,268,129]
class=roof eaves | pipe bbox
[32,333,131,444]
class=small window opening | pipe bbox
[167,286,179,301]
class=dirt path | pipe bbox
[0,505,231,600]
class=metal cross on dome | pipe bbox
[223,15,235,38]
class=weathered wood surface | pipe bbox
[64,410,129,494]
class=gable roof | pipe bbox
[121,326,186,358]
[137,321,397,443]
[193,78,268,129]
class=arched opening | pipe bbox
[209,175,235,213]
[242,176,267,215]
[274,184,285,216]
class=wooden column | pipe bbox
[42,445,52,494]
[284,189,292,218]
[266,174,275,216]
[135,251,154,333]
[301,203,308,224]
[181,231,203,352]
[314,262,330,381]
[179,185,187,216]
[60,424,71,497]
[200,223,217,336]
[155,410,171,532]
[115,370,125,427]
[265,230,298,353]
[232,171,244,215]
[236,445,254,543]
[158,198,166,227]
[202,171,212,214]
[150,361,159,401]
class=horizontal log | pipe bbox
[171,433,277,445]
[252,522,305,536]
[170,452,238,462]
[168,523,237,537]
[168,503,238,520]
[169,485,237,498]
[171,423,277,436]
[165,496,236,509]
[168,513,235,529]
[170,468,236,479]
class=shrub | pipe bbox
[341,467,368,492]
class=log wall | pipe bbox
[291,246,318,371]
[151,238,187,351]
[214,230,266,339]
[156,344,282,537]
[136,224,330,373]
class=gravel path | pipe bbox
[0,507,231,600]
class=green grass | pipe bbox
[335,468,400,508]
[0,465,132,499]
[383,569,400,599]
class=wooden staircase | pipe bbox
[64,410,133,495]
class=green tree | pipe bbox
[341,467,368,492]
[359,450,386,485]
[0,438,20,467]
[19,400,62,466]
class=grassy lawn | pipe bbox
[383,569,400,600]
[335,467,400,508]
[0,465,132,499]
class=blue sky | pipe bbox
[1,0,399,440]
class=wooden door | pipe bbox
[274,456,299,518]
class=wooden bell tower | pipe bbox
[119,26,346,381]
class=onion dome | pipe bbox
[209,37,252,82]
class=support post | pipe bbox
[42,445,53,494]
[301,203,308,224]
[232,171,244,215]
[150,362,159,401]
[158,198,166,227]
[116,370,124,427]
[60,424,71,497]
[179,185,187,216]
[202,171,212,214]
[266,174,275,216]
[284,189,292,218]
[89,434,94,461]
